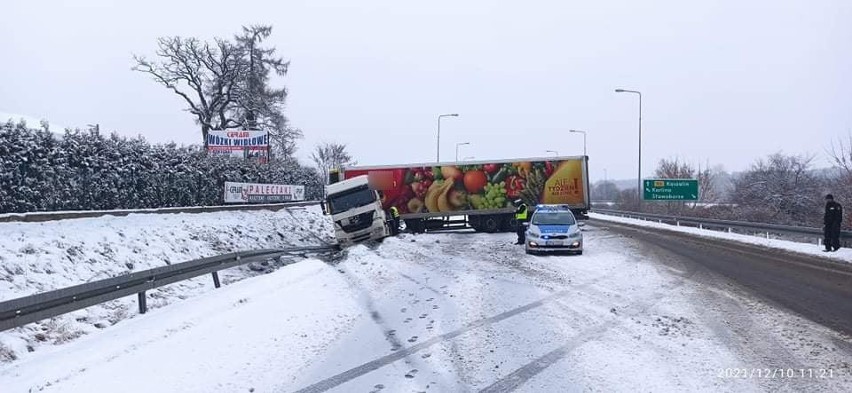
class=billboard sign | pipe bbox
[207,130,269,160]
[224,182,305,204]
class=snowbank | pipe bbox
[591,212,852,263]
[0,205,334,362]
[0,259,360,393]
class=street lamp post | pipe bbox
[569,129,587,156]
[437,113,459,162]
[615,89,642,209]
[545,150,559,156]
[455,142,470,161]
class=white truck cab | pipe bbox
[324,175,390,246]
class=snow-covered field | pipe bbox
[0,206,333,363]
[2,224,849,392]
[590,212,852,263]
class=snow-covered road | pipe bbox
[2,223,851,392]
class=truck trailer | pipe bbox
[324,156,589,245]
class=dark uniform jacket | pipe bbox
[825,201,843,227]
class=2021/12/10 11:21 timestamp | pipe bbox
[717,368,836,379]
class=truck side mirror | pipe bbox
[321,201,328,215]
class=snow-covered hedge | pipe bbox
[0,121,323,213]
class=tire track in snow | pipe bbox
[292,289,573,393]
[294,228,671,392]
[478,264,700,393]
[335,264,410,355]
[481,222,852,392]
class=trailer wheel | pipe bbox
[480,215,502,233]
[405,219,425,234]
[502,217,519,232]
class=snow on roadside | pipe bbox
[0,205,334,363]
[590,212,852,263]
[3,225,850,392]
[0,259,361,393]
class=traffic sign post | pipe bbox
[643,179,699,201]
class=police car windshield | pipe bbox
[532,211,576,225]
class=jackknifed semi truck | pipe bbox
[323,156,590,246]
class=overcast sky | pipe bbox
[2,0,851,181]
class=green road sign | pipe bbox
[643,179,699,201]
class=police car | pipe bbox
[525,204,583,255]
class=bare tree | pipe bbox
[654,157,695,179]
[652,158,696,214]
[731,153,821,225]
[311,142,355,185]
[615,187,639,211]
[591,181,619,202]
[696,161,718,204]
[828,134,852,203]
[133,37,247,146]
[829,134,852,179]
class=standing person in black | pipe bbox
[823,194,843,252]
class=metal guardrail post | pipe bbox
[212,272,221,289]
[0,245,339,332]
[138,291,147,314]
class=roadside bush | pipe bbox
[0,121,322,213]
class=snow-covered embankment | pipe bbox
[0,205,333,362]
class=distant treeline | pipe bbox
[590,154,848,228]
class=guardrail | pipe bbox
[592,208,852,243]
[0,200,320,223]
[0,244,339,332]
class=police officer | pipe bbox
[824,194,843,252]
[389,206,401,236]
[514,199,529,245]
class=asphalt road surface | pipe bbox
[599,219,852,336]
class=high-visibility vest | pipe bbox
[515,204,528,220]
[390,206,400,218]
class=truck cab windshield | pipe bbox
[328,185,375,215]
[532,211,576,226]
